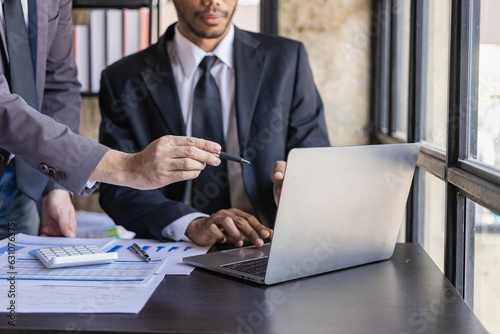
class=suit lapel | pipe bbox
[234,28,265,151]
[0,1,44,106]
[0,21,7,63]
[140,25,185,136]
[33,0,45,108]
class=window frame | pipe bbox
[371,0,500,307]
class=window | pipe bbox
[372,1,500,333]
[473,0,500,168]
[424,0,450,149]
[472,201,500,332]
[422,171,446,272]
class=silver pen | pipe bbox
[217,151,251,164]
[129,243,152,262]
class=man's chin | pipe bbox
[192,26,229,39]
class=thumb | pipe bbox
[60,211,77,238]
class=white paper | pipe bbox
[0,254,161,287]
[0,274,164,313]
[74,210,116,238]
[0,234,161,286]
[0,234,210,314]
[102,239,210,275]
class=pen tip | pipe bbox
[242,159,251,164]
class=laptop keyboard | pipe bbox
[222,257,269,278]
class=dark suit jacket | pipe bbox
[0,0,108,196]
[99,24,330,240]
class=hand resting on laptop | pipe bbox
[185,160,286,248]
[186,208,273,248]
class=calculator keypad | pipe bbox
[36,245,118,269]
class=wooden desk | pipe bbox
[1,243,487,334]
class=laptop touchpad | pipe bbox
[221,244,270,259]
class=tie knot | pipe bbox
[199,56,218,72]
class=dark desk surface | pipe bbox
[2,243,487,334]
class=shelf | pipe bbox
[72,0,153,9]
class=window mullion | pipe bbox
[445,0,479,297]
[406,0,427,243]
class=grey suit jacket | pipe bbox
[0,0,108,196]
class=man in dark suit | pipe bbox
[99,0,330,247]
[0,0,223,240]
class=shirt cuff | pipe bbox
[161,212,209,241]
[85,180,97,189]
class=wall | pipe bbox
[279,0,371,146]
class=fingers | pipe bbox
[59,209,77,238]
[40,190,77,238]
[166,136,221,154]
[186,217,227,246]
[155,136,222,167]
[271,161,286,205]
[186,210,274,248]
[168,145,220,168]
[270,160,286,183]
[211,209,273,248]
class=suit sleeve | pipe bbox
[0,75,108,195]
[98,71,198,240]
[286,42,330,152]
[41,0,84,195]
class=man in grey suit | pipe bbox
[0,0,85,239]
[0,0,223,240]
[99,0,330,247]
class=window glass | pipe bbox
[422,172,446,271]
[396,0,410,135]
[473,0,500,168]
[424,0,450,149]
[472,201,500,334]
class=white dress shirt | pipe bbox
[162,24,254,241]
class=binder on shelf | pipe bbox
[89,9,106,93]
[105,9,123,66]
[123,8,140,57]
[74,25,90,92]
[72,3,154,94]
[139,8,150,51]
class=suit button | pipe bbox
[55,171,65,181]
[48,167,56,177]
[40,164,48,173]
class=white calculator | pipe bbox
[36,245,118,269]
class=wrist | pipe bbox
[90,150,136,187]
[185,217,204,240]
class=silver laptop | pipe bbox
[183,143,420,285]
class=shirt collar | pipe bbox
[174,23,235,79]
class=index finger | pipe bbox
[167,136,222,153]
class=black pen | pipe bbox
[217,151,251,165]
[129,243,152,262]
